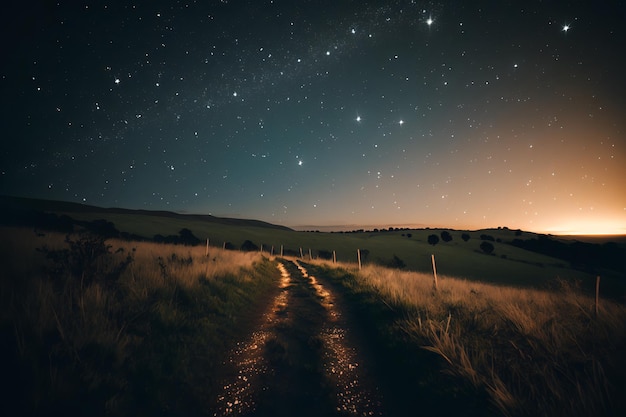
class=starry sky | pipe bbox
[2,0,625,234]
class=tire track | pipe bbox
[212,260,383,416]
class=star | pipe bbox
[356,116,362,122]
[562,24,570,32]
[398,119,404,125]
[426,17,434,26]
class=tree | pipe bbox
[461,233,470,242]
[480,241,495,254]
[179,228,201,245]
[440,231,452,242]
[240,240,259,252]
[428,234,439,246]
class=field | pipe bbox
[306,260,626,417]
[0,226,279,415]
[3,195,624,296]
[1,197,625,416]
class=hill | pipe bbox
[1,195,624,298]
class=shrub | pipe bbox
[427,234,439,246]
[385,255,406,269]
[317,249,333,260]
[440,231,452,242]
[480,241,494,254]
[240,240,259,252]
[461,233,470,242]
[178,228,201,246]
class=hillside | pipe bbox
[1,195,624,297]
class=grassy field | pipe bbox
[0,226,280,416]
[3,196,624,297]
[32,208,620,292]
[305,260,626,417]
[1,220,625,416]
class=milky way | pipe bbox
[2,1,625,234]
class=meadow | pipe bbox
[0,226,279,416]
[305,260,626,417]
[1,195,625,416]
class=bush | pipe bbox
[427,234,439,246]
[480,241,495,254]
[461,233,470,242]
[178,228,201,246]
[317,249,333,260]
[240,240,259,252]
[440,231,452,242]
[385,255,406,269]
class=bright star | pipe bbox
[562,24,570,32]
[356,116,361,122]
[114,78,120,84]
[298,160,303,166]
[399,119,404,125]
[426,17,434,26]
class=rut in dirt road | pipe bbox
[212,259,384,417]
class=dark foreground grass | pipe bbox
[0,227,280,416]
[302,262,493,417]
[304,261,626,417]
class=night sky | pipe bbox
[2,1,625,234]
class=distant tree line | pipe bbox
[508,235,625,273]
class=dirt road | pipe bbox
[211,259,385,417]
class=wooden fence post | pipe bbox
[222,242,226,250]
[206,238,209,257]
[431,254,438,291]
[333,250,336,264]
[281,245,284,257]
[309,248,312,260]
[300,247,304,259]
[357,249,362,270]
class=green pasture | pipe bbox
[62,210,602,291]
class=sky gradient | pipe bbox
[2,1,625,234]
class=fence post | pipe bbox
[281,245,284,257]
[595,275,601,317]
[222,242,226,250]
[333,250,336,264]
[431,254,438,291]
[309,248,312,260]
[300,247,304,259]
[206,238,209,257]
[357,249,362,270]
[271,246,274,256]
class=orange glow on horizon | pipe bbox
[543,218,626,236]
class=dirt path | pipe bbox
[211,259,384,417]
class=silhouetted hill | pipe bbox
[0,195,293,232]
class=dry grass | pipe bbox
[0,226,277,416]
[311,260,626,417]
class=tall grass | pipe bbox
[0,226,278,416]
[311,260,626,417]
